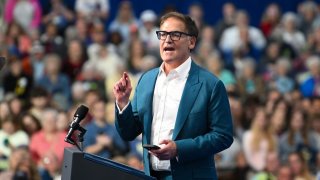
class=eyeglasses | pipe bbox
[156,31,193,41]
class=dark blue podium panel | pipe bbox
[62,148,155,180]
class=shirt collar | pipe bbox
[158,57,192,79]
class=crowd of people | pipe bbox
[0,0,319,179]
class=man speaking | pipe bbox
[113,12,233,180]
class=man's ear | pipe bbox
[188,36,197,50]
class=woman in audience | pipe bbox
[279,108,318,164]
[242,107,277,172]
[0,117,29,159]
[20,112,41,137]
[0,146,40,180]
[29,108,72,179]
[288,152,315,179]
[37,54,72,110]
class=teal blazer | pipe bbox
[115,61,233,180]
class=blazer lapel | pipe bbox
[173,62,202,140]
[142,68,159,144]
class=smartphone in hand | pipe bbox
[142,144,160,150]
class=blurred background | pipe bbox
[0,0,320,179]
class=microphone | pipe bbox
[0,57,6,71]
[65,105,89,143]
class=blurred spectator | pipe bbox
[259,40,296,75]
[40,151,62,180]
[23,42,46,82]
[37,54,72,110]
[83,100,128,158]
[297,1,320,36]
[74,62,106,101]
[242,107,277,172]
[232,151,250,180]
[288,152,315,179]
[83,90,102,114]
[306,24,320,55]
[109,1,138,44]
[62,39,87,82]
[215,137,241,171]
[259,41,281,75]
[65,17,90,45]
[71,81,86,105]
[0,101,11,123]
[89,43,123,80]
[40,22,65,55]
[272,12,306,53]
[279,108,318,164]
[107,30,128,59]
[87,22,107,60]
[277,164,293,180]
[75,0,109,22]
[188,3,205,31]
[195,25,217,66]
[138,10,159,56]
[0,146,40,180]
[260,3,281,37]
[128,40,146,75]
[127,134,143,163]
[0,116,29,160]
[237,59,265,101]
[300,56,320,97]
[270,58,295,94]
[2,59,33,100]
[309,97,320,116]
[252,151,280,180]
[56,111,69,132]
[270,99,288,135]
[28,86,50,121]
[228,93,246,139]
[42,0,74,33]
[310,113,320,155]
[220,10,266,66]
[29,108,72,179]
[4,0,42,31]
[206,52,236,92]
[139,55,158,73]
[215,2,236,43]
[20,112,41,137]
[8,96,23,120]
[4,21,32,56]
[126,154,143,171]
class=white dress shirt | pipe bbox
[150,57,191,171]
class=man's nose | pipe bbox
[164,34,173,43]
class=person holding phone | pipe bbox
[113,12,233,180]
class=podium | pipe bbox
[62,148,155,180]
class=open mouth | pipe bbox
[164,47,175,52]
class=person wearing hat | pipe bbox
[139,10,160,55]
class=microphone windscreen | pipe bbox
[74,105,89,119]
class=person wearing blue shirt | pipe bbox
[83,100,128,158]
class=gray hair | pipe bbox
[282,12,298,26]
[306,56,320,70]
[276,58,292,71]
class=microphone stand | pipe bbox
[65,125,87,152]
[77,126,87,151]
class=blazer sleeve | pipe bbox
[114,82,143,141]
[175,80,234,163]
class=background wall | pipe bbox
[40,0,320,26]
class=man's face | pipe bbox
[159,17,196,66]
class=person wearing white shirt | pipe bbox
[114,12,233,180]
